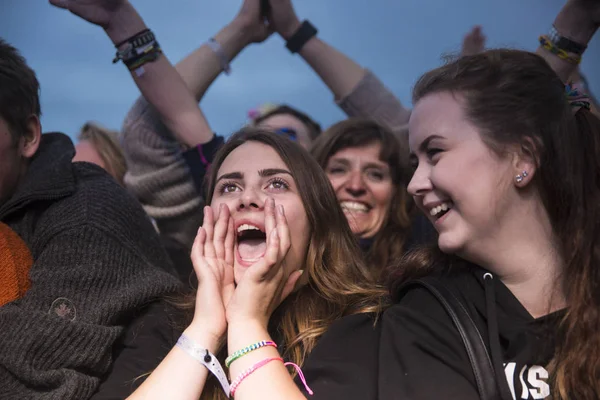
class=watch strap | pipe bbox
[286,20,318,53]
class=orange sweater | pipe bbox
[0,222,32,306]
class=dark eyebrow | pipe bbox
[409,134,445,158]
[216,171,243,183]
[258,168,292,177]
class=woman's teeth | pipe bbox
[237,224,262,234]
[430,202,452,217]
[340,201,369,213]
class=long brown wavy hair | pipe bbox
[200,128,387,399]
[389,49,600,398]
[310,118,413,279]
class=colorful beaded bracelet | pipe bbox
[539,35,582,65]
[225,340,277,368]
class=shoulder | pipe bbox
[378,272,482,399]
[299,313,380,400]
[42,163,160,246]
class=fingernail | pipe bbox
[277,204,284,215]
[272,229,279,239]
[298,269,304,276]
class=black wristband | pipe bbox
[549,26,587,55]
[286,20,318,53]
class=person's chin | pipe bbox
[437,232,464,254]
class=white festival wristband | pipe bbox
[176,334,230,397]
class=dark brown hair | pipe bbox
[202,127,387,400]
[0,38,41,143]
[390,49,600,398]
[253,104,322,140]
[78,122,127,186]
[310,118,413,279]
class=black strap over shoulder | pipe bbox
[398,278,499,400]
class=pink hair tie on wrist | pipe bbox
[229,357,313,397]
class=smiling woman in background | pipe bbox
[311,118,433,279]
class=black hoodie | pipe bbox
[379,265,563,400]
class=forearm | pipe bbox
[176,21,252,103]
[296,35,366,101]
[283,25,410,138]
[104,2,213,148]
[127,327,220,400]
[537,2,598,83]
[227,321,306,400]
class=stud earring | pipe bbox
[515,170,528,183]
[515,174,523,183]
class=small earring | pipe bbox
[515,174,523,183]
[515,170,528,184]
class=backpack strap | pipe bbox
[399,278,499,400]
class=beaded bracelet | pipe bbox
[225,340,277,368]
[539,35,582,65]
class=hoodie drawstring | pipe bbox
[483,272,514,400]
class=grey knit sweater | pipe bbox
[121,69,411,253]
[0,133,181,400]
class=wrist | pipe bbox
[184,325,224,353]
[214,21,252,60]
[280,20,303,41]
[228,318,267,336]
[104,1,147,46]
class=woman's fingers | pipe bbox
[225,215,235,267]
[264,197,277,236]
[203,206,217,258]
[191,226,206,275]
[213,204,230,260]
[276,204,291,257]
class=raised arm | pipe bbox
[267,0,411,140]
[51,0,213,148]
[175,0,272,104]
[537,0,599,84]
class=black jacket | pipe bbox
[0,133,181,400]
[379,266,560,400]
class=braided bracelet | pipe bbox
[539,35,582,65]
[230,357,283,397]
[225,340,277,368]
[229,357,314,397]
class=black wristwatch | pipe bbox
[286,20,318,53]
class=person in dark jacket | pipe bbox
[0,38,181,399]
[383,1,600,398]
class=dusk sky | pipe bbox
[2,0,598,141]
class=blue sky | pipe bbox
[1,0,598,142]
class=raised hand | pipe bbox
[266,0,302,40]
[233,0,273,44]
[49,0,127,28]
[226,198,303,329]
[190,205,235,342]
[461,26,486,57]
